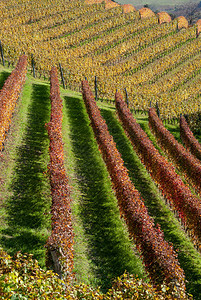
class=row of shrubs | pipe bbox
[45,66,74,284]
[149,107,201,193]
[116,92,201,245]
[81,80,186,296]
[180,114,201,161]
[0,54,27,150]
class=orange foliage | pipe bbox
[122,4,136,13]
[139,7,155,19]
[196,19,201,35]
[46,67,74,283]
[177,16,188,29]
[157,12,171,24]
[180,115,201,161]
[116,92,201,252]
[82,80,186,291]
[0,55,27,151]
[149,108,201,194]
[85,0,120,9]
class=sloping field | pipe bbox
[0,0,201,120]
[1,0,201,299]
[0,59,201,298]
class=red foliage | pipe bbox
[180,115,201,161]
[149,107,201,194]
[82,80,185,290]
[116,94,201,244]
[0,54,27,150]
[46,67,74,282]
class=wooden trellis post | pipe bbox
[59,63,65,89]
[125,88,129,107]
[95,76,98,101]
[31,54,36,78]
[156,101,160,118]
[0,40,5,66]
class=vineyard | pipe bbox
[0,0,201,120]
[1,0,201,299]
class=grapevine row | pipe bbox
[123,37,201,87]
[1,0,76,27]
[102,25,197,77]
[137,73,201,119]
[63,16,158,60]
[180,115,201,161]
[95,26,197,99]
[141,54,201,96]
[147,38,201,84]
[1,0,201,120]
[0,54,27,151]
[47,9,138,48]
[81,80,185,291]
[98,19,176,66]
[7,2,104,39]
[104,22,177,66]
[46,66,74,283]
[149,107,201,194]
[40,6,123,42]
[115,92,201,247]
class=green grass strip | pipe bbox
[100,106,201,299]
[61,91,96,286]
[63,94,146,291]
[0,69,11,89]
[136,113,199,196]
[0,78,52,268]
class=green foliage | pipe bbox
[0,249,67,299]
[0,249,192,299]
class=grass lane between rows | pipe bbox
[100,106,201,299]
[0,76,52,268]
[63,94,147,290]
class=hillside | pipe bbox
[116,0,201,22]
[0,0,201,121]
[1,0,201,298]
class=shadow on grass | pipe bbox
[64,96,145,290]
[0,71,11,89]
[101,108,201,299]
[164,123,182,143]
[0,84,51,267]
[135,115,164,154]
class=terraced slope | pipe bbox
[0,67,146,291]
[1,63,201,297]
[0,0,201,120]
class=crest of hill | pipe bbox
[139,7,155,18]
[122,4,136,13]
[177,15,188,29]
[157,12,171,24]
[85,0,120,9]
[196,19,201,33]
[84,0,191,28]
[85,0,136,11]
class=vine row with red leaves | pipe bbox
[46,67,74,283]
[115,91,201,246]
[149,107,201,194]
[180,115,201,161]
[81,80,185,291]
[0,54,27,151]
